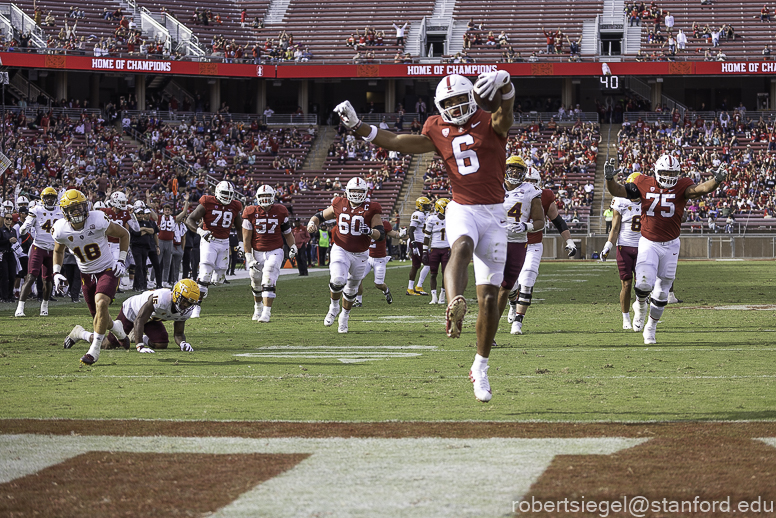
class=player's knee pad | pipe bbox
[634,284,652,300]
[249,267,262,287]
[649,296,668,307]
[329,282,345,294]
[517,285,533,306]
[261,285,277,299]
[342,290,357,302]
[508,285,519,302]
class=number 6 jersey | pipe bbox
[52,211,115,274]
[422,108,507,206]
[631,175,694,242]
[199,195,243,240]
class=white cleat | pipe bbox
[437,294,446,305]
[64,325,86,349]
[469,365,492,402]
[14,308,25,317]
[632,301,647,332]
[252,307,262,321]
[507,304,516,323]
[643,319,657,345]
[258,312,271,323]
[324,306,339,327]
[510,320,523,335]
[429,297,437,305]
[623,321,632,330]
[190,305,202,318]
[40,308,48,316]
[337,311,349,333]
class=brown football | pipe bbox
[474,89,502,112]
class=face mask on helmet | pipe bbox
[215,181,235,205]
[64,201,88,226]
[654,155,680,188]
[416,197,432,212]
[346,177,368,205]
[505,157,527,184]
[435,75,477,126]
[111,192,128,210]
[524,167,541,185]
[435,198,450,216]
[41,187,58,210]
[255,186,275,210]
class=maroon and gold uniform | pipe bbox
[331,196,382,253]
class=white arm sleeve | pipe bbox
[127,214,141,232]
[19,215,35,235]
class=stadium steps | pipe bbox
[592,123,618,234]
[301,125,335,171]
[398,151,435,223]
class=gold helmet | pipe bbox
[41,186,58,210]
[505,155,527,184]
[59,189,89,226]
[626,171,642,200]
[172,279,201,310]
[415,196,432,212]
[435,198,450,216]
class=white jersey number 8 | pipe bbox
[451,135,480,176]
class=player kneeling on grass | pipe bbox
[53,189,131,366]
[66,279,200,353]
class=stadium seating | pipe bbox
[449,0,603,63]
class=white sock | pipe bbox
[418,265,430,286]
[89,333,105,356]
[431,290,437,298]
[439,288,446,298]
[356,295,362,303]
[143,335,150,346]
[254,301,262,310]
[262,306,271,316]
[80,330,93,342]
[330,300,340,311]
[622,312,631,323]
[341,308,350,318]
[16,300,24,311]
[473,353,488,370]
[111,320,126,340]
[408,280,415,290]
[41,300,49,311]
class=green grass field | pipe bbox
[2,260,775,423]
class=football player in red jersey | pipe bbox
[107,191,141,290]
[307,177,383,333]
[334,71,515,402]
[242,185,297,323]
[185,181,243,318]
[606,154,728,344]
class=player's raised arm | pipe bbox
[473,70,515,137]
[685,164,728,199]
[307,206,335,233]
[604,158,632,199]
[334,101,436,154]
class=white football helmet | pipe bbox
[524,167,541,184]
[654,154,681,188]
[434,74,477,126]
[93,201,107,210]
[110,191,128,210]
[2,200,14,213]
[255,185,275,210]
[134,200,146,210]
[215,180,236,205]
[345,177,368,205]
[16,196,29,209]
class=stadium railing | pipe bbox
[119,110,317,126]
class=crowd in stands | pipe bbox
[614,105,776,225]
[347,22,412,64]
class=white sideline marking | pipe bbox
[235,345,439,363]
[0,435,648,518]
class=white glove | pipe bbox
[713,164,728,183]
[179,341,194,352]
[245,251,257,269]
[604,158,620,180]
[565,239,578,258]
[137,345,155,353]
[289,244,298,259]
[113,259,126,278]
[54,273,69,292]
[360,224,372,236]
[601,241,613,261]
[334,100,360,129]
[474,70,511,101]
[197,228,214,242]
[507,221,526,234]
[411,243,421,256]
[398,227,408,239]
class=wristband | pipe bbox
[118,250,128,262]
[501,83,515,100]
[53,264,62,274]
[196,228,209,237]
[525,221,534,233]
[363,125,379,142]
